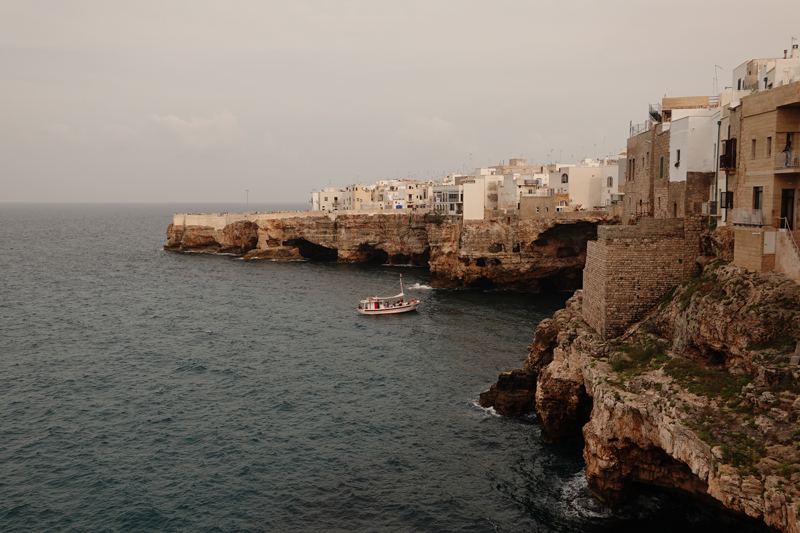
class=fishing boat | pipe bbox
[357,275,420,315]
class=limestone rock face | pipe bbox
[428,218,608,291]
[700,225,735,262]
[165,213,616,290]
[165,220,259,254]
[654,264,800,380]
[482,264,800,532]
[478,369,538,416]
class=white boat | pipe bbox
[357,275,420,315]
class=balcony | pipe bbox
[731,208,763,226]
[702,201,718,216]
[775,150,800,172]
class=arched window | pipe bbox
[607,177,613,187]
[561,173,568,184]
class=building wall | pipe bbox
[566,165,603,209]
[519,196,557,219]
[652,127,672,218]
[624,125,661,218]
[668,110,718,183]
[582,218,688,339]
[463,178,486,220]
[734,227,775,272]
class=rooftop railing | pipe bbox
[630,119,653,137]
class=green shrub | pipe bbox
[424,213,446,225]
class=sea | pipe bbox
[0,203,775,533]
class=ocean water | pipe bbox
[0,203,774,532]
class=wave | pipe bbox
[468,398,500,417]
[408,283,434,290]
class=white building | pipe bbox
[311,187,346,212]
[669,108,720,184]
[756,45,800,91]
[432,183,463,217]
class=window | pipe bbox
[737,79,741,91]
[607,177,613,187]
[766,136,772,157]
[324,197,328,201]
[646,152,649,168]
[659,156,664,179]
[753,186,763,210]
[676,149,681,163]
[449,203,455,211]
[752,139,757,159]
[561,173,568,184]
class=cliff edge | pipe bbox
[166,212,616,291]
[481,262,800,531]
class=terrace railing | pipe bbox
[731,208,763,226]
[775,150,800,170]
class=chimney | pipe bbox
[794,44,799,59]
[784,49,788,59]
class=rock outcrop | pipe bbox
[481,263,800,532]
[428,217,607,291]
[165,212,616,291]
[165,220,259,255]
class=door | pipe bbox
[781,189,795,230]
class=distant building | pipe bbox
[311,187,345,212]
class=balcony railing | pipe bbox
[702,201,718,216]
[731,208,763,226]
[775,150,800,170]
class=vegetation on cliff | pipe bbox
[481,260,800,532]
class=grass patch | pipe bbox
[663,359,751,400]
[610,340,669,380]
[747,334,797,353]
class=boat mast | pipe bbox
[400,274,404,295]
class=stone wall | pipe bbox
[519,195,557,219]
[583,170,714,338]
[583,218,688,338]
[652,127,672,218]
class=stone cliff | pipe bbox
[480,263,800,532]
[165,212,615,291]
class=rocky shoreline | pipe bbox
[164,212,617,291]
[480,261,800,532]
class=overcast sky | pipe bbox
[2,1,800,203]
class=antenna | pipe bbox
[714,65,722,96]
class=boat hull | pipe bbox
[357,302,420,315]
